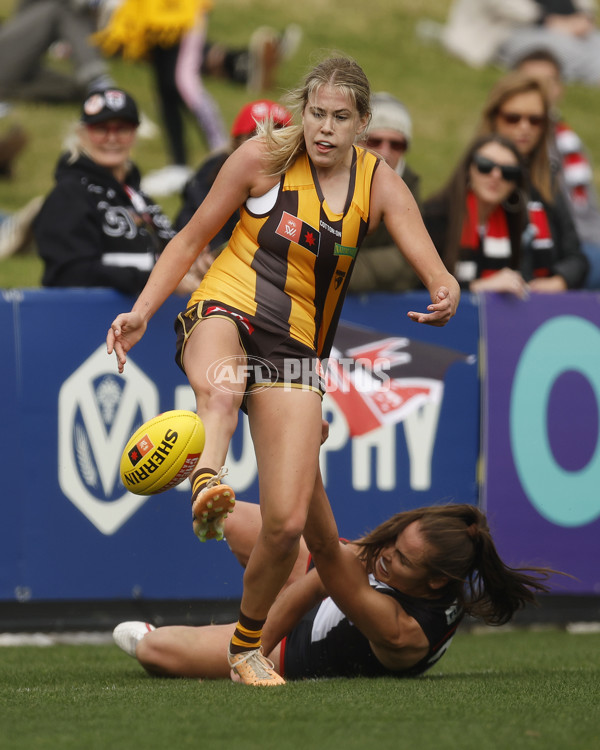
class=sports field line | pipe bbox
[0,631,113,646]
[1,621,600,647]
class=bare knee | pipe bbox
[136,633,177,676]
[196,386,240,433]
[261,513,306,558]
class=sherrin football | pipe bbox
[120,410,205,495]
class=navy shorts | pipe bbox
[174,299,326,399]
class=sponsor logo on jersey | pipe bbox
[276,211,321,255]
[334,243,357,259]
[334,270,346,289]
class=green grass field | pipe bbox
[1,629,599,750]
[2,0,600,288]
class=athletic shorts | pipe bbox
[174,299,327,400]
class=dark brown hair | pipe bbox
[355,503,558,625]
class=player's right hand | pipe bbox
[106,312,147,373]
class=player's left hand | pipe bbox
[406,286,458,327]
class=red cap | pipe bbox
[230,99,292,137]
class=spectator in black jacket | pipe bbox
[34,87,206,296]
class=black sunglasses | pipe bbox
[472,154,522,182]
[498,111,546,127]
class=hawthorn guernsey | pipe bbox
[119,410,205,495]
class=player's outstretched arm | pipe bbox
[370,163,460,326]
[303,473,430,670]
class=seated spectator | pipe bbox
[0,0,114,103]
[515,48,600,288]
[475,72,588,290]
[423,134,530,297]
[34,87,206,296]
[349,92,420,293]
[441,0,600,87]
[175,98,292,241]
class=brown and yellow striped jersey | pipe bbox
[190,146,380,358]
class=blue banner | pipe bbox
[0,289,479,602]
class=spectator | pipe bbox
[441,0,600,87]
[350,92,420,293]
[0,111,42,259]
[175,98,292,239]
[34,87,207,295]
[515,48,600,287]
[476,71,588,290]
[423,134,530,297]
[94,0,301,196]
[0,0,114,103]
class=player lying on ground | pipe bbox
[114,486,556,681]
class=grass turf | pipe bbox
[1,629,599,750]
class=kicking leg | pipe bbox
[182,317,244,541]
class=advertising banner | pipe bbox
[0,290,479,603]
[481,292,600,593]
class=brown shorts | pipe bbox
[174,299,326,399]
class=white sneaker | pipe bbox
[112,621,155,657]
[141,165,193,197]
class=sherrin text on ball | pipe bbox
[120,410,205,495]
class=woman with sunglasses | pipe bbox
[423,134,531,297]
[475,72,588,291]
[34,87,207,295]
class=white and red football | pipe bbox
[120,410,205,495]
